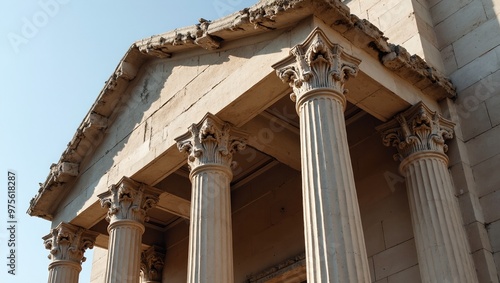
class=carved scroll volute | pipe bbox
[98,177,162,224]
[175,113,247,173]
[273,27,361,108]
[43,222,98,264]
[377,102,455,162]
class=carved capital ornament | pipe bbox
[377,102,455,162]
[43,222,98,264]
[140,246,165,282]
[273,27,361,109]
[175,113,247,174]
[98,177,162,224]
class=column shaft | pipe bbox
[105,220,144,283]
[273,27,371,283]
[98,177,162,283]
[47,261,81,283]
[377,102,478,282]
[299,91,371,282]
[176,113,247,283]
[188,166,233,283]
[403,153,477,282]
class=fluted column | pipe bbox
[377,102,478,283]
[273,27,371,283]
[140,246,165,283]
[176,113,247,283]
[98,177,162,283]
[43,222,98,283]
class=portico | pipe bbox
[28,1,487,283]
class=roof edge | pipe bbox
[28,0,456,220]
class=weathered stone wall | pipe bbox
[346,0,445,73]
[348,0,500,280]
[430,0,500,280]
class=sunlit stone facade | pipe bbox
[29,0,500,282]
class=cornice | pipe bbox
[28,0,456,220]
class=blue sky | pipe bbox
[0,1,256,281]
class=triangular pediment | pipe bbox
[28,0,455,225]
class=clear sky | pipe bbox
[0,1,256,282]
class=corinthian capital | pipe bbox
[273,27,361,104]
[141,246,165,282]
[377,102,455,161]
[175,113,247,172]
[43,222,98,263]
[98,177,162,224]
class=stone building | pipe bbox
[28,0,500,282]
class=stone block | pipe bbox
[453,18,500,68]
[458,191,485,225]
[466,221,492,252]
[345,0,362,16]
[488,219,500,252]
[373,239,418,280]
[364,220,386,257]
[360,0,382,12]
[412,0,434,26]
[466,123,500,166]
[401,34,425,59]
[455,67,500,119]
[495,252,500,276]
[450,162,475,195]
[419,36,445,73]
[430,0,472,24]
[471,249,500,283]
[427,0,442,8]
[163,237,188,282]
[384,13,419,45]
[387,265,421,283]
[481,0,500,19]
[480,191,500,223]
[486,86,500,127]
[434,0,487,49]
[382,207,414,249]
[446,131,467,166]
[458,101,492,141]
[441,44,458,75]
[378,0,414,31]
[452,44,500,91]
[473,153,500,197]
[90,247,108,283]
[367,0,404,22]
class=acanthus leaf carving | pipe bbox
[43,222,98,264]
[175,113,248,172]
[98,177,162,224]
[377,101,455,161]
[140,246,165,282]
[273,27,361,104]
